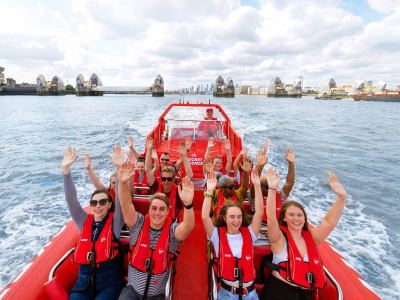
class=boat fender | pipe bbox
[43,277,68,300]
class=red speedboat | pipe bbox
[0,103,380,300]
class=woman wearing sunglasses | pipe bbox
[62,147,125,300]
[202,169,263,299]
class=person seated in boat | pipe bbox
[127,156,151,195]
[208,156,252,218]
[248,147,295,242]
[85,154,117,207]
[261,168,347,300]
[202,169,263,299]
[146,136,192,182]
[117,161,195,300]
[203,137,232,178]
[62,147,125,300]
[196,108,220,138]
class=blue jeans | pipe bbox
[218,286,259,300]
[69,259,124,300]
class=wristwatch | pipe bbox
[184,203,193,209]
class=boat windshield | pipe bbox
[162,106,227,141]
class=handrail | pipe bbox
[48,248,75,281]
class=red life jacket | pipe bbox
[158,182,178,220]
[73,213,119,264]
[215,189,237,216]
[129,214,172,274]
[278,226,327,290]
[218,226,255,283]
[133,170,149,195]
[262,191,282,223]
[200,118,219,137]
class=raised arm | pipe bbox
[145,137,156,186]
[118,161,138,229]
[233,148,248,176]
[175,176,195,241]
[175,137,191,171]
[62,147,87,230]
[265,167,285,254]
[250,168,263,236]
[85,154,107,190]
[282,148,295,197]
[128,136,141,161]
[178,141,193,179]
[224,139,232,174]
[239,156,252,197]
[202,172,218,238]
[151,149,159,174]
[311,174,346,245]
[203,137,215,173]
[256,140,269,176]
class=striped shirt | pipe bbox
[127,213,181,296]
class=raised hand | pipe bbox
[185,137,192,152]
[206,172,218,193]
[251,167,260,185]
[127,151,136,163]
[62,147,78,174]
[263,140,269,153]
[178,176,194,206]
[285,148,295,164]
[128,136,134,149]
[207,137,215,149]
[266,167,280,190]
[241,156,253,173]
[178,141,187,157]
[224,139,231,151]
[146,136,154,151]
[151,149,158,161]
[118,161,135,184]
[109,145,125,170]
[84,154,91,170]
[256,149,268,166]
[240,148,249,156]
[329,173,346,198]
[204,158,213,174]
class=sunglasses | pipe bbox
[160,158,170,162]
[90,199,109,207]
[161,177,174,182]
[224,185,235,190]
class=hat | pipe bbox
[206,108,214,112]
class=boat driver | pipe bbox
[196,108,220,138]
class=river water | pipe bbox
[0,94,399,299]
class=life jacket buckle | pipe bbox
[306,272,315,283]
[86,252,93,261]
[145,259,151,269]
[234,267,239,278]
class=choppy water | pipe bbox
[0,95,399,299]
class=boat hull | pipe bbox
[352,94,400,102]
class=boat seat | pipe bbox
[44,277,68,300]
[132,196,150,216]
[242,201,252,215]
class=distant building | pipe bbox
[6,78,16,87]
[213,76,234,97]
[0,67,5,85]
[239,85,251,95]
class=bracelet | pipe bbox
[204,191,214,198]
[184,203,193,209]
[269,188,277,190]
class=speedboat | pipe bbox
[0,103,380,300]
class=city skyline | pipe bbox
[1,0,400,89]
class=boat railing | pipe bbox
[48,248,75,281]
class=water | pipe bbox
[0,94,399,298]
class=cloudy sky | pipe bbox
[1,0,400,89]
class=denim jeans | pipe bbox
[69,259,124,300]
[118,285,165,300]
[218,286,259,300]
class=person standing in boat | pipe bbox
[248,146,295,242]
[262,168,347,300]
[203,137,233,177]
[145,137,193,220]
[62,146,125,300]
[202,169,264,299]
[85,154,117,206]
[117,160,195,300]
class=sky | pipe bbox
[1,0,400,89]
